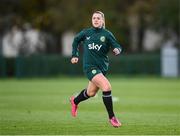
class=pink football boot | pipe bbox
[109,116,122,127]
[70,96,78,117]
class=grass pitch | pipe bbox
[0,76,180,135]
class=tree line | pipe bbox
[0,0,179,53]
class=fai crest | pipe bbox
[92,69,97,74]
[100,36,105,42]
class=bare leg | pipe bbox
[91,73,115,119]
[86,81,99,97]
[73,80,99,105]
[91,73,111,91]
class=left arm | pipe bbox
[107,32,122,56]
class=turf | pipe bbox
[0,77,180,135]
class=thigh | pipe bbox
[91,73,111,91]
[84,67,102,81]
[87,81,99,97]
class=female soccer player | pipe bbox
[70,11,122,127]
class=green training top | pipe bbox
[72,27,122,73]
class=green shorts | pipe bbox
[84,67,107,81]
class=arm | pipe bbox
[71,30,85,64]
[107,32,122,56]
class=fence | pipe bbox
[0,54,161,78]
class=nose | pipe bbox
[94,19,98,23]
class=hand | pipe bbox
[71,57,79,64]
[113,48,121,56]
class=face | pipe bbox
[92,13,104,28]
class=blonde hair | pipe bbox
[93,11,105,28]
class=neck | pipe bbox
[93,26,103,29]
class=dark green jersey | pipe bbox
[72,27,122,72]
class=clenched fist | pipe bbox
[113,48,121,56]
[71,57,79,64]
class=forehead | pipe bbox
[92,13,103,18]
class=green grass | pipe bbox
[0,77,180,135]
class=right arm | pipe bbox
[71,30,85,64]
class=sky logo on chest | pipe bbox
[88,43,102,51]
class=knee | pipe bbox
[102,84,112,91]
